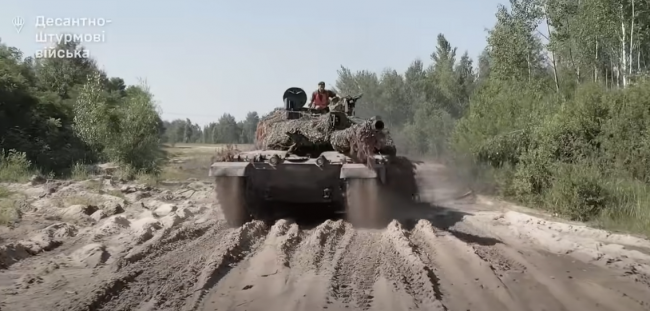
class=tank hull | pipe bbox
[210,150,386,204]
[210,150,388,226]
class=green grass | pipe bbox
[70,162,91,181]
[0,187,21,226]
[0,150,36,183]
[0,186,12,199]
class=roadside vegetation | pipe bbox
[332,0,650,236]
[0,39,256,182]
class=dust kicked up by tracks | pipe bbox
[2,161,650,311]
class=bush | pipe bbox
[0,150,34,182]
[74,72,164,176]
[452,81,650,231]
[543,163,607,221]
[0,40,165,179]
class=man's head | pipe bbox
[318,81,325,91]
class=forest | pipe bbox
[2,0,650,234]
[160,112,259,146]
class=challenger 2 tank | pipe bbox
[209,87,403,228]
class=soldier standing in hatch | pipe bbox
[309,81,338,110]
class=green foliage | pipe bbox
[0,150,34,182]
[400,107,456,157]
[0,200,21,226]
[0,39,168,178]
[451,75,650,231]
[160,111,259,145]
[74,73,164,173]
[0,37,259,182]
[543,163,607,221]
[600,84,650,182]
[334,0,650,236]
[0,186,11,199]
[70,162,89,181]
[457,79,650,233]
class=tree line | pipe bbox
[161,112,259,145]
[0,39,259,181]
[2,0,650,234]
[334,0,650,234]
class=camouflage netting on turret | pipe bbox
[255,109,353,154]
[254,107,397,162]
[254,108,286,149]
[330,119,397,164]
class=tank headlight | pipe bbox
[316,155,327,167]
[269,155,281,166]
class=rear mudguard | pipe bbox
[209,162,248,177]
[340,163,386,183]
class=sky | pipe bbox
[1,0,505,126]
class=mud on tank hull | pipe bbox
[210,150,388,227]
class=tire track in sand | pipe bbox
[185,219,305,310]
[196,219,350,311]
[293,219,349,273]
[413,217,650,311]
[57,214,649,311]
[195,219,452,311]
[3,219,225,311]
[409,220,525,311]
[180,220,269,311]
[326,226,381,309]
[478,243,650,311]
[49,219,268,311]
[372,220,447,311]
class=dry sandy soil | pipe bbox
[1,149,650,311]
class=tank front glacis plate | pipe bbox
[247,162,345,203]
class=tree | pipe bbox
[214,113,240,144]
[240,112,260,143]
[0,38,163,175]
[330,0,650,231]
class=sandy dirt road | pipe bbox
[1,162,650,311]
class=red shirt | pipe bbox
[311,90,336,109]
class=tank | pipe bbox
[209,87,402,228]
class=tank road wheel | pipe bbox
[345,178,389,229]
[215,177,251,227]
